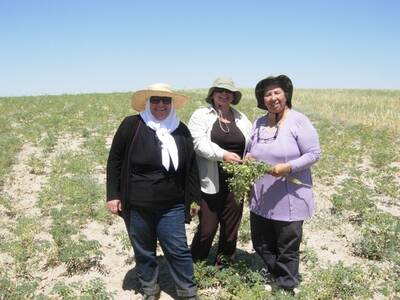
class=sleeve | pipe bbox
[245,118,260,154]
[106,117,130,201]
[183,126,201,223]
[188,109,225,161]
[288,115,321,173]
[186,133,201,204]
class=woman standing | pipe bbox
[188,77,252,266]
[246,75,320,292]
[106,83,200,300]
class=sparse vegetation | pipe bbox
[0,88,399,298]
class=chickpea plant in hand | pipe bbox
[222,160,272,204]
[222,160,306,204]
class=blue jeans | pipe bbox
[128,203,197,298]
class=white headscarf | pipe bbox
[140,100,180,171]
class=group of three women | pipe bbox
[106,75,321,299]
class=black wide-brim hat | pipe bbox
[255,74,293,109]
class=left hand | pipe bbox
[190,202,200,216]
[270,163,292,177]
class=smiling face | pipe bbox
[212,88,234,109]
[149,96,172,120]
[263,84,287,114]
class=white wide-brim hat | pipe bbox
[131,83,189,112]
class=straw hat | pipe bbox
[206,76,242,105]
[131,83,188,112]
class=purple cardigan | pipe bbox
[248,110,321,221]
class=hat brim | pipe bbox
[205,87,242,105]
[132,90,188,112]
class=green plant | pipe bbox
[2,216,49,276]
[59,237,103,274]
[355,211,399,260]
[222,160,272,203]
[52,278,115,299]
[298,262,372,299]
[0,268,39,299]
[194,260,270,299]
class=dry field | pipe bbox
[0,89,399,299]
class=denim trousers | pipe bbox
[128,203,197,298]
[250,212,303,290]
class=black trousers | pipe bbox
[191,188,243,262]
[250,212,303,290]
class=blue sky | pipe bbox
[1,0,399,96]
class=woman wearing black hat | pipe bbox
[246,75,321,292]
[188,76,252,266]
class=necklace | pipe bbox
[218,109,231,134]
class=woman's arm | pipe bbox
[288,115,321,173]
[188,109,225,161]
[106,117,130,202]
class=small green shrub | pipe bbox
[52,278,115,299]
[299,262,372,300]
[330,177,375,218]
[194,260,270,299]
[355,211,399,260]
[0,268,39,299]
[27,154,46,175]
[59,238,103,275]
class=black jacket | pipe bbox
[106,115,200,224]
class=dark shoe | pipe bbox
[215,254,234,269]
[143,293,160,300]
[179,296,200,300]
[260,267,275,283]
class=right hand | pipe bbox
[107,199,122,215]
[190,203,201,217]
[223,151,242,163]
[244,153,255,161]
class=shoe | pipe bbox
[259,267,274,283]
[143,293,160,300]
[215,254,234,269]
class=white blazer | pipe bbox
[188,106,252,194]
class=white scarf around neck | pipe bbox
[140,100,180,171]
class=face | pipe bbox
[149,96,172,120]
[212,88,234,109]
[263,84,287,113]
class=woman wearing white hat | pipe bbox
[188,77,252,266]
[106,83,200,300]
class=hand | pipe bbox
[223,151,242,163]
[271,163,292,177]
[244,153,255,161]
[190,202,200,216]
[107,199,122,215]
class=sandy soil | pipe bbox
[0,137,398,299]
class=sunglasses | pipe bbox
[257,125,280,144]
[149,96,172,105]
[214,88,233,94]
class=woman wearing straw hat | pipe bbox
[246,75,320,292]
[188,77,252,266]
[106,83,200,300]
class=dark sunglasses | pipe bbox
[213,88,233,94]
[149,96,172,105]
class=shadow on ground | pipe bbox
[121,247,264,299]
[122,255,177,299]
